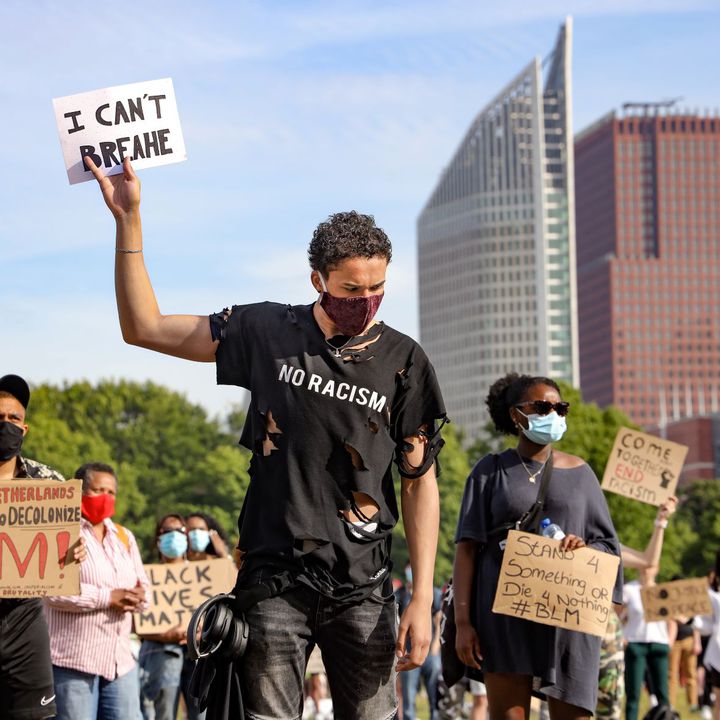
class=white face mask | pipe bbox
[517,410,567,445]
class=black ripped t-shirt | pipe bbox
[212,302,446,598]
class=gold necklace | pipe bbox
[515,449,546,484]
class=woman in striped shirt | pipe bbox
[45,462,149,720]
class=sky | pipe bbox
[2,0,719,419]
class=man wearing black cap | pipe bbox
[0,373,65,719]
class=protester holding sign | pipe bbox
[453,373,622,720]
[182,511,232,720]
[0,373,76,720]
[700,553,720,720]
[622,566,675,720]
[44,462,149,720]
[87,155,445,720]
[139,514,189,720]
[596,497,677,720]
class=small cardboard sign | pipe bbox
[601,428,688,507]
[134,558,237,635]
[492,530,620,638]
[640,578,712,622]
[0,479,82,597]
[52,78,187,184]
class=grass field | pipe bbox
[409,686,697,719]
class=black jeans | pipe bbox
[239,580,398,720]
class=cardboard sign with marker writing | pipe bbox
[601,428,688,507]
[53,78,187,185]
[641,578,711,622]
[492,530,620,638]
[0,479,82,597]
[135,558,237,635]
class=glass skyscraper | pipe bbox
[417,19,578,440]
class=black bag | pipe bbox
[440,452,554,687]
[641,705,680,720]
[440,581,483,687]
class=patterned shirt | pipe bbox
[44,518,150,680]
[16,455,65,481]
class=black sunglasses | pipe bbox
[515,400,570,417]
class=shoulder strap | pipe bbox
[516,452,554,535]
[487,451,554,538]
[114,523,131,552]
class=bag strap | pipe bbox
[518,451,554,535]
[487,451,554,538]
[113,523,131,552]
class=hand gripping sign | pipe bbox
[493,531,620,638]
[53,78,187,184]
[0,479,82,597]
[601,427,688,507]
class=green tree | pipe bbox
[23,380,252,559]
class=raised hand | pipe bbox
[85,156,140,219]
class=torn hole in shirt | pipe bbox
[258,409,283,457]
[342,491,381,541]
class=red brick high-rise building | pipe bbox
[575,110,720,429]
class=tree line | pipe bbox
[21,380,719,583]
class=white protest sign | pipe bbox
[492,530,620,638]
[53,78,186,185]
[601,427,688,507]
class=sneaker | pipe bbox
[700,706,712,720]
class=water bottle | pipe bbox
[540,517,565,540]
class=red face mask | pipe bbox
[318,275,384,337]
[81,494,116,524]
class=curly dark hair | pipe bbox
[486,373,561,436]
[308,211,392,276]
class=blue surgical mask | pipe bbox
[188,528,211,553]
[517,410,567,445]
[158,531,188,558]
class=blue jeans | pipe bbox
[52,664,140,720]
[239,578,398,720]
[139,641,184,720]
[401,652,440,720]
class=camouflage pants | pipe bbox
[597,612,625,720]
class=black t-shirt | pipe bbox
[213,302,446,597]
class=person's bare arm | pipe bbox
[396,434,439,671]
[87,156,218,361]
[453,539,482,669]
[621,497,677,570]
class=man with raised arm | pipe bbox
[87,157,446,720]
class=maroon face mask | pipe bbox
[318,275,384,337]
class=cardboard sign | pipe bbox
[135,558,237,635]
[0,479,81,597]
[492,530,620,638]
[641,578,712,622]
[53,78,187,184]
[601,428,688,506]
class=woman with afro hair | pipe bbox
[452,373,622,720]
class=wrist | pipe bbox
[115,209,142,227]
[654,519,668,529]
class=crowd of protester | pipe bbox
[3,361,720,720]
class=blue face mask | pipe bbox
[158,530,188,558]
[188,529,211,553]
[518,410,567,445]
